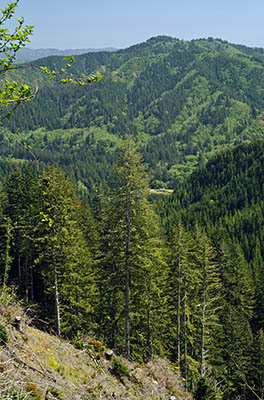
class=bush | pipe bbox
[111,356,130,378]
[87,339,104,353]
[74,340,84,350]
[0,322,8,346]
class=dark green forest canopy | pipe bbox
[157,139,264,264]
[1,153,263,400]
[2,36,264,190]
[1,33,264,400]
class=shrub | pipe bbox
[111,356,130,378]
[87,339,104,353]
[47,387,63,399]
[74,340,84,350]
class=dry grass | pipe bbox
[0,292,192,400]
[149,188,174,195]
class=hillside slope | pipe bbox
[2,36,264,189]
[0,296,191,400]
[157,139,264,266]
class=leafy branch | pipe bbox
[0,0,103,167]
[0,0,34,119]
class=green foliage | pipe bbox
[157,140,264,398]
[31,167,97,336]
[96,137,168,360]
[2,36,264,188]
[111,356,130,378]
[1,32,264,396]
[0,0,34,119]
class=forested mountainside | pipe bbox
[2,36,264,399]
[2,36,264,190]
[158,139,264,265]
[157,139,264,399]
[1,137,264,400]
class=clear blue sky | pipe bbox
[12,0,264,50]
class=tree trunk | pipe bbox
[177,245,181,367]
[125,194,131,359]
[184,276,188,389]
[111,290,117,349]
[17,247,22,295]
[30,264,34,303]
[200,298,205,376]
[53,248,61,336]
[3,220,11,290]
[147,308,151,361]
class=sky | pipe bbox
[10,0,264,50]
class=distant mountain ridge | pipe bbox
[15,46,117,62]
[3,35,264,190]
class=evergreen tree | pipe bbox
[167,221,199,386]
[4,168,30,294]
[32,167,97,337]
[215,240,254,399]
[98,136,168,360]
[194,230,223,378]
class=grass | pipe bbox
[0,294,192,400]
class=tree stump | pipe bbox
[14,316,22,332]
[105,350,114,360]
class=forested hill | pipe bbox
[158,138,264,282]
[154,139,264,399]
[2,36,264,190]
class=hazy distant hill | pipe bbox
[15,47,117,62]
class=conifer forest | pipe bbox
[1,3,264,398]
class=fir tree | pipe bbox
[98,136,168,360]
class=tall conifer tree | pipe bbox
[32,167,97,337]
[98,136,168,360]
